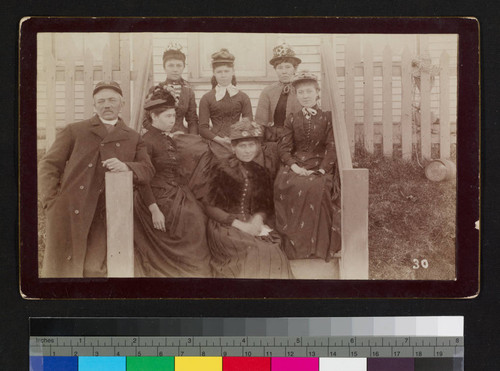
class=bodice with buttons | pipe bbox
[199,89,253,140]
[207,158,274,223]
[278,107,337,172]
[237,167,251,220]
[143,127,182,187]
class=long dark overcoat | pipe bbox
[38,115,154,277]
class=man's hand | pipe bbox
[102,158,130,172]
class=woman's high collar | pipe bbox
[215,84,239,101]
[166,78,185,85]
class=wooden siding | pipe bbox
[37,32,458,154]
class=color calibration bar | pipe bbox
[30,356,464,371]
[30,317,464,371]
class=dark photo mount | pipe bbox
[19,17,479,299]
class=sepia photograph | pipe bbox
[34,30,459,282]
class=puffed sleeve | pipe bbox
[261,141,280,180]
[38,124,74,209]
[123,134,155,185]
[203,168,236,226]
[255,89,279,142]
[185,88,199,135]
[255,88,271,126]
[136,138,157,207]
[240,92,253,120]
[277,113,297,167]
[198,93,215,140]
[319,111,337,174]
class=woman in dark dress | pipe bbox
[133,84,212,277]
[274,71,341,261]
[153,42,199,134]
[201,120,293,279]
[198,48,253,159]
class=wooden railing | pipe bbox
[106,172,134,277]
[321,38,369,279]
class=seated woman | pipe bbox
[202,120,293,279]
[198,48,253,159]
[274,71,341,261]
[133,85,212,278]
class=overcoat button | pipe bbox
[116,143,120,147]
[88,163,93,167]
[79,185,84,190]
[74,209,80,214]
[67,256,72,261]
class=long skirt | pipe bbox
[134,184,212,278]
[274,166,341,261]
[207,216,294,279]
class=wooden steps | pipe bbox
[290,258,340,279]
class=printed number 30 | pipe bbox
[412,259,429,269]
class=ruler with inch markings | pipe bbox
[30,335,464,359]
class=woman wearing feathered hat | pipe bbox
[255,43,303,143]
[274,71,341,262]
[133,84,212,277]
[198,48,253,158]
[200,119,293,279]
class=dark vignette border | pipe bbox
[19,17,480,299]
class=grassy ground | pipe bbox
[37,149,456,280]
[355,152,456,280]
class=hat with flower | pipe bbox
[162,42,186,65]
[269,43,302,67]
[229,119,264,141]
[144,84,178,110]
